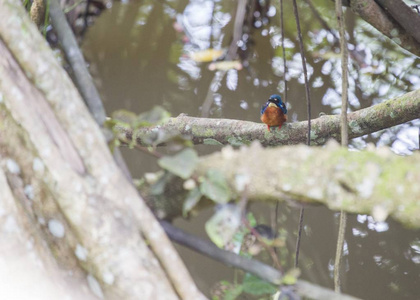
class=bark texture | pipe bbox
[0,1,205,299]
[375,0,420,44]
[146,142,420,228]
[118,88,420,147]
[0,35,178,300]
[350,0,420,56]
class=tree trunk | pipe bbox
[0,1,205,299]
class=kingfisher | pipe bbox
[260,94,287,131]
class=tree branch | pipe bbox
[145,142,420,228]
[161,221,361,300]
[334,0,349,291]
[0,1,206,298]
[47,0,106,125]
[47,0,132,181]
[118,88,420,147]
[375,0,420,44]
[350,0,420,57]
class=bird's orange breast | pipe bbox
[260,106,287,127]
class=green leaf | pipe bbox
[183,187,202,216]
[242,273,277,295]
[281,268,301,285]
[227,136,245,146]
[224,285,243,300]
[227,136,250,147]
[158,148,198,179]
[200,169,231,204]
[111,109,138,127]
[246,212,257,227]
[150,172,173,195]
[203,138,223,145]
[205,204,241,248]
[136,106,170,127]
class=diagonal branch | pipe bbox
[161,221,361,300]
[117,88,420,147]
[0,1,206,298]
[374,0,420,44]
[350,0,420,57]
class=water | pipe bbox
[82,1,420,298]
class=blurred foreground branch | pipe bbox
[145,142,420,228]
[118,88,420,147]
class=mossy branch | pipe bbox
[118,89,420,147]
[145,142,420,229]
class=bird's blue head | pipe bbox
[268,94,287,114]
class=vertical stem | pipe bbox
[280,0,288,103]
[291,0,312,146]
[42,0,50,37]
[334,0,349,293]
[295,207,304,267]
[291,0,312,268]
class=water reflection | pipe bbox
[82,0,420,298]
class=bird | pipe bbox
[260,94,287,131]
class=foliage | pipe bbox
[200,169,231,204]
[242,273,278,295]
[112,106,170,128]
[110,105,291,298]
[93,2,420,298]
[205,204,242,248]
[158,148,198,179]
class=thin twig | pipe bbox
[292,0,312,268]
[242,217,283,272]
[334,0,349,293]
[280,0,288,103]
[273,0,288,265]
[304,0,338,40]
[42,0,50,37]
[119,137,163,158]
[335,211,347,292]
[238,184,283,271]
[291,0,312,146]
[294,207,304,267]
[226,0,247,60]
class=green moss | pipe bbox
[192,127,215,137]
[376,156,418,224]
[349,120,363,133]
[310,130,318,140]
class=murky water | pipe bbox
[82,1,420,299]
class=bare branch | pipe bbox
[161,221,361,300]
[350,0,420,57]
[334,0,349,292]
[375,0,420,44]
